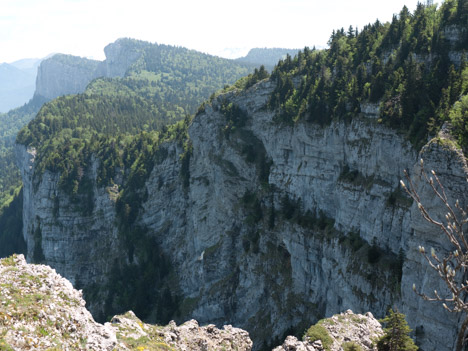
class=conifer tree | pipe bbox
[376,309,418,351]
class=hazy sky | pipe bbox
[1,0,425,63]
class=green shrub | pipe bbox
[343,341,363,351]
[303,324,333,351]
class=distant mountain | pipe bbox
[0,64,33,90]
[10,57,42,77]
[0,57,44,113]
[0,62,37,113]
[236,48,301,69]
[34,54,102,100]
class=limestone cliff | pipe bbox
[33,39,150,101]
[34,54,102,100]
[16,75,467,350]
[102,38,151,78]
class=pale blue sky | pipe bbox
[1,0,425,63]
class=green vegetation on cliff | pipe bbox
[376,309,418,351]
[0,96,46,210]
[16,41,255,192]
[0,40,255,263]
[268,0,467,152]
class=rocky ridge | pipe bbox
[34,54,102,101]
[0,254,387,351]
[0,254,117,350]
[33,39,161,101]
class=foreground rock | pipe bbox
[0,254,117,350]
[273,309,383,351]
[109,311,252,351]
[0,255,252,350]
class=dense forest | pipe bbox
[16,44,259,193]
[0,96,46,208]
[268,0,467,152]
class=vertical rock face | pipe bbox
[102,38,150,78]
[34,54,102,100]
[33,39,149,101]
[15,144,121,297]
[401,140,468,349]
[17,79,468,350]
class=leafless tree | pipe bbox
[401,159,468,351]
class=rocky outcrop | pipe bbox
[0,254,118,350]
[102,38,150,78]
[1,254,397,351]
[34,54,102,100]
[33,39,149,101]
[17,77,467,350]
[273,309,383,351]
[110,312,253,351]
[0,254,253,350]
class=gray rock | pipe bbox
[33,38,150,101]
[34,54,101,100]
[0,254,118,350]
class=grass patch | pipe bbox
[343,341,363,351]
[303,324,333,351]
[0,339,15,351]
[0,255,17,267]
[116,328,174,351]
